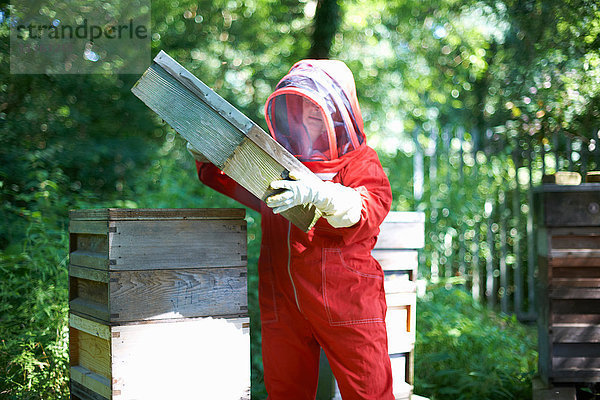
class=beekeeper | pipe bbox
[190,59,394,400]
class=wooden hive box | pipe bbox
[68,208,250,400]
[317,211,425,400]
[535,184,600,384]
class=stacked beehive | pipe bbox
[317,211,425,400]
[68,208,249,400]
[376,212,424,400]
[536,184,600,385]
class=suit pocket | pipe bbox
[258,247,278,324]
[322,248,385,326]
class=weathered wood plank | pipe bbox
[70,298,111,323]
[131,51,320,232]
[108,219,246,270]
[70,251,109,270]
[70,365,112,400]
[551,278,600,287]
[71,277,108,307]
[109,267,248,323]
[550,288,600,299]
[74,234,108,254]
[71,330,111,380]
[551,233,600,251]
[553,357,600,370]
[221,136,320,229]
[69,220,108,235]
[69,265,109,283]
[70,208,245,221]
[552,326,600,343]
[553,313,600,324]
[70,314,111,340]
[549,256,600,267]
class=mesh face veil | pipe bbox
[265,60,365,162]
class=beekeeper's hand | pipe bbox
[266,172,362,228]
[186,142,210,163]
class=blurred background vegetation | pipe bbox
[1,0,599,398]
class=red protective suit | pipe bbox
[195,60,394,400]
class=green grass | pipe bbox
[414,284,538,400]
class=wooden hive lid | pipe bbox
[69,208,246,221]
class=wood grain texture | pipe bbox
[70,251,109,270]
[70,313,111,340]
[70,277,108,308]
[222,137,321,231]
[553,326,600,343]
[132,63,243,167]
[550,288,600,299]
[70,298,111,324]
[108,219,246,270]
[70,208,245,221]
[109,267,248,323]
[69,220,108,235]
[70,366,112,400]
[70,330,111,380]
[131,52,320,232]
[69,265,109,284]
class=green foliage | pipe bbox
[1,0,598,398]
[415,284,537,400]
[0,181,71,398]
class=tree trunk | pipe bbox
[308,0,341,59]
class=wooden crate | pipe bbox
[68,208,247,324]
[535,184,600,384]
[317,211,424,400]
[69,208,250,399]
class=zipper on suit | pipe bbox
[287,221,302,312]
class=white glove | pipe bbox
[186,142,210,163]
[266,172,362,228]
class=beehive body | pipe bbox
[536,185,600,384]
[68,208,250,400]
[317,211,424,400]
